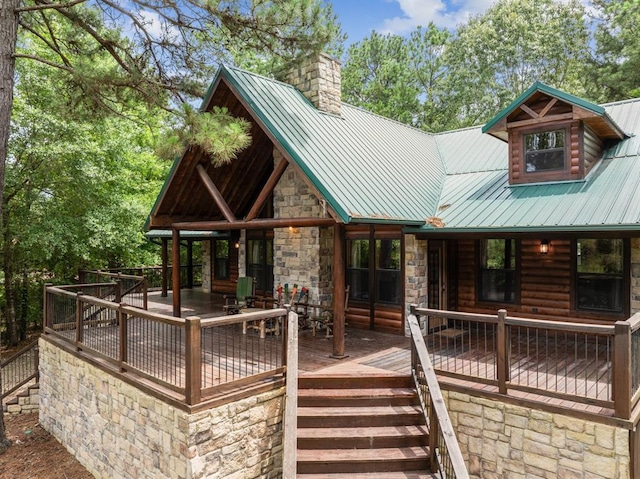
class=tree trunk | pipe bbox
[0,0,19,453]
[3,217,18,347]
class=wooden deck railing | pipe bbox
[408,312,469,479]
[1,338,39,400]
[79,265,202,292]
[75,271,148,309]
[412,305,640,420]
[43,285,290,406]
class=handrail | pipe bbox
[43,284,288,407]
[412,305,636,419]
[408,313,469,478]
[282,308,298,478]
[414,306,616,335]
[1,338,39,400]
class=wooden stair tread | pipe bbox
[298,447,429,462]
[297,425,428,439]
[299,387,416,398]
[299,375,412,389]
[297,473,437,478]
[298,405,420,417]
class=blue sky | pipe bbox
[329,0,495,46]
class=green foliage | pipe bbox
[15,0,342,108]
[2,32,170,345]
[589,0,640,101]
[444,0,590,127]
[342,31,421,126]
[341,0,594,131]
[156,105,251,164]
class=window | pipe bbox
[525,130,566,172]
[479,239,516,303]
[376,239,401,304]
[213,239,229,280]
[524,129,566,172]
[347,239,369,302]
[576,239,624,313]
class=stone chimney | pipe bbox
[286,53,341,116]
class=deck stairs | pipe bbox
[296,374,439,478]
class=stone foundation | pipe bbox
[39,339,284,479]
[443,390,630,479]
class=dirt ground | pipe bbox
[0,413,93,479]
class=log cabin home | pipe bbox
[146,55,640,349]
[37,54,640,479]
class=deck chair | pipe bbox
[292,287,310,329]
[223,277,257,314]
[309,285,350,338]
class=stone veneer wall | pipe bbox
[632,237,640,315]
[238,229,246,278]
[201,240,211,293]
[442,389,630,479]
[273,150,333,304]
[404,235,428,335]
[39,339,284,479]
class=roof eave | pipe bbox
[405,224,640,235]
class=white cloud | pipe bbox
[379,0,502,33]
[137,10,168,39]
[379,0,593,33]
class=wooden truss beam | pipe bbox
[195,164,236,223]
[172,217,336,231]
[245,157,289,221]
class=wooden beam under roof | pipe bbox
[245,157,289,221]
[172,217,336,231]
[196,164,237,223]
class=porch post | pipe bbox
[161,238,168,297]
[186,239,194,289]
[172,228,181,317]
[332,223,346,358]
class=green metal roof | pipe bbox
[148,66,640,234]
[482,81,607,134]
[410,98,640,234]
[221,65,444,225]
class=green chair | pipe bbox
[223,277,257,314]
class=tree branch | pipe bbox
[15,0,86,13]
[13,53,73,73]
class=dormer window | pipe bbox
[524,129,566,172]
[482,82,626,186]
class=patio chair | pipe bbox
[309,285,350,338]
[292,287,310,329]
[223,277,257,314]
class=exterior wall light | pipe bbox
[540,239,550,254]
